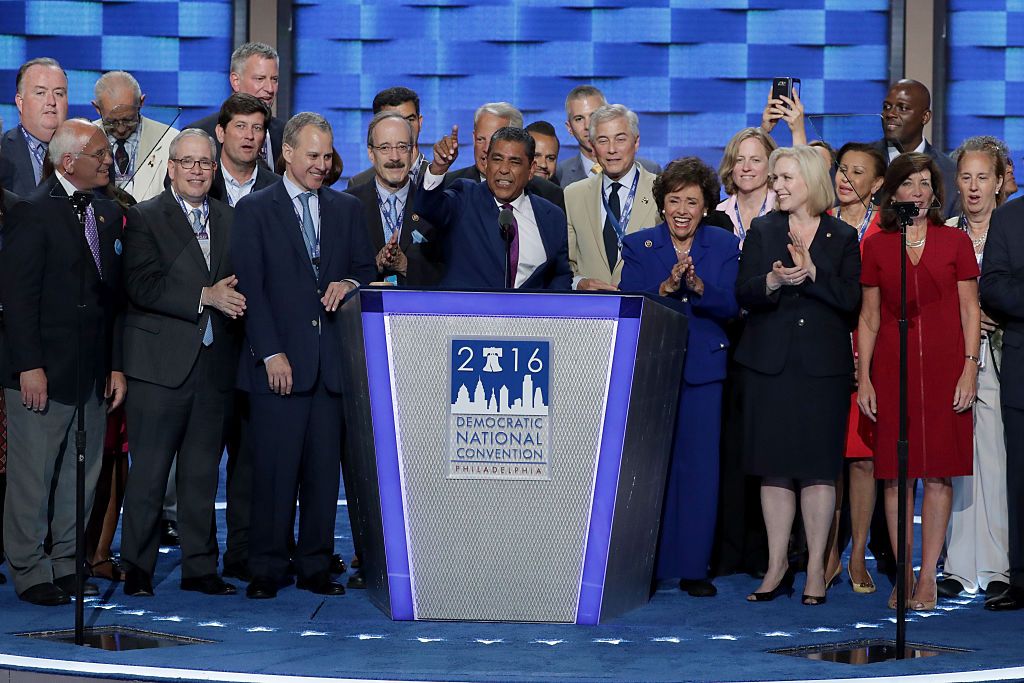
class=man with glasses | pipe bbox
[0,58,68,196]
[119,129,243,598]
[92,70,179,203]
[0,119,125,606]
[348,87,428,189]
[345,111,443,288]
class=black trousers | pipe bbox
[1001,404,1024,589]
[248,379,342,582]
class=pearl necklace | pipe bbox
[905,236,926,248]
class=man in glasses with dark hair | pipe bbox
[92,70,178,203]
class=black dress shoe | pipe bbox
[985,586,1024,611]
[985,580,1010,598]
[123,570,155,597]
[678,578,717,597]
[159,520,180,547]
[937,577,965,598]
[181,574,237,595]
[347,570,366,589]
[223,561,252,583]
[54,574,99,596]
[331,554,346,574]
[20,582,70,606]
[297,574,346,596]
[246,578,278,599]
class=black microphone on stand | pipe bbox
[498,207,514,289]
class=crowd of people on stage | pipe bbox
[0,42,1022,615]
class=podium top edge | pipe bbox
[354,288,658,319]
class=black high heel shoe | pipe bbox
[747,569,794,602]
[802,593,827,606]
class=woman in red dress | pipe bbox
[857,153,981,611]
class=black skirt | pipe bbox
[741,343,849,481]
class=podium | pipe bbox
[339,289,688,624]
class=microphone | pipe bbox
[498,206,514,243]
[120,106,183,189]
[889,201,920,222]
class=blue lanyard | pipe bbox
[732,194,768,243]
[174,193,210,234]
[600,169,640,246]
[375,188,405,241]
[837,206,875,241]
[291,198,321,259]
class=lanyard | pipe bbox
[600,169,640,245]
[837,206,874,241]
[292,198,321,260]
[174,193,210,235]
[375,187,405,241]
[732,193,768,243]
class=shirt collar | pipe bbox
[224,163,258,189]
[603,163,638,191]
[171,189,209,218]
[55,171,79,198]
[282,172,313,201]
[494,190,530,214]
[375,177,410,203]
[580,151,597,174]
[20,124,47,150]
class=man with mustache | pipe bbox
[0,58,68,196]
[347,87,429,189]
[345,111,443,288]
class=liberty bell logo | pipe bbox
[482,347,503,372]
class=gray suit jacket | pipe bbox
[555,154,661,188]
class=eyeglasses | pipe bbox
[370,143,413,154]
[76,147,112,161]
[103,116,140,130]
[171,158,216,171]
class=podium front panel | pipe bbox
[342,290,685,624]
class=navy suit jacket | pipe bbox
[620,223,740,385]
[0,127,39,197]
[231,181,377,395]
[981,196,1024,409]
[414,178,572,290]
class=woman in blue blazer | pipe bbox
[620,158,741,597]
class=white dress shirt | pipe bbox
[887,138,927,161]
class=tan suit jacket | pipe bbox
[564,165,660,285]
[95,116,178,203]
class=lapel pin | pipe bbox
[98,215,105,223]
[644,239,653,248]
[641,196,649,205]
[412,213,419,222]
[826,232,832,238]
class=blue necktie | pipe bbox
[384,194,399,242]
[297,191,319,276]
[191,209,213,346]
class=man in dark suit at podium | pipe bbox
[232,112,376,599]
[345,111,443,287]
[185,43,284,167]
[119,130,243,598]
[416,125,571,291]
[444,102,565,212]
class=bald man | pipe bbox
[0,119,125,605]
[874,79,957,216]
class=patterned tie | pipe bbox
[501,203,519,289]
[297,191,319,276]
[84,205,103,277]
[384,194,399,242]
[114,139,130,176]
[603,181,622,271]
[190,209,214,346]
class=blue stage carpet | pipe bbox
[1,480,1022,682]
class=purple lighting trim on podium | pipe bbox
[379,290,625,318]
[576,308,643,624]
[362,311,414,620]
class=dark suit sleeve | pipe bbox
[691,235,740,321]
[0,199,46,372]
[122,205,204,322]
[413,177,462,235]
[619,238,652,294]
[735,224,781,311]
[801,227,862,314]
[981,203,1024,318]
[342,199,377,286]
[544,207,573,291]
[232,198,283,361]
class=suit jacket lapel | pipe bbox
[316,189,335,282]
[161,191,209,276]
[208,200,228,280]
[652,223,679,276]
[364,185,387,252]
[273,182,318,281]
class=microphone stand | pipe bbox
[893,200,918,659]
[68,190,94,647]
